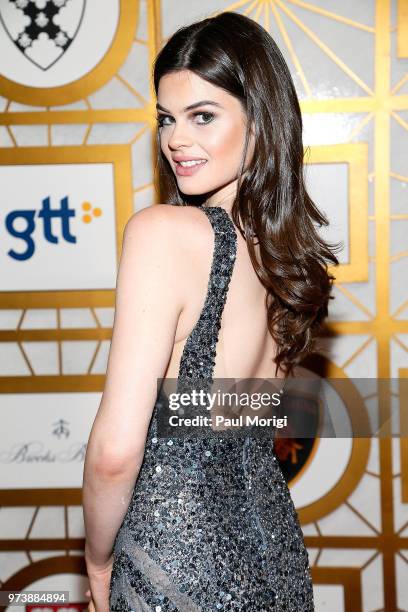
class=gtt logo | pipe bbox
[6,196,76,261]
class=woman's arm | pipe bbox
[82,205,185,568]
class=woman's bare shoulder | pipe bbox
[124,204,213,251]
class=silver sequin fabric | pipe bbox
[109,205,315,611]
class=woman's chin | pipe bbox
[176,183,208,196]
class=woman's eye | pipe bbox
[156,115,171,128]
[194,112,214,124]
[156,111,214,128]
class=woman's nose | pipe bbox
[167,122,192,149]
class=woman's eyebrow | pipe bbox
[156,100,223,113]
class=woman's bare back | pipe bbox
[162,204,283,382]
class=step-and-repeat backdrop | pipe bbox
[0,1,407,610]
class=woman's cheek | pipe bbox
[206,125,243,160]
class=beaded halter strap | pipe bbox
[177,205,237,391]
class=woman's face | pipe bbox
[157,69,254,201]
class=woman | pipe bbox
[83,11,340,612]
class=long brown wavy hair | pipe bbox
[152,11,342,378]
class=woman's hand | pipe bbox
[84,588,95,612]
[84,552,113,612]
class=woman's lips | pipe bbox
[175,160,208,177]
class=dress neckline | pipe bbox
[200,205,232,217]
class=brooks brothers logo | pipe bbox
[0,419,86,464]
[5,197,102,260]
[0,0,85,71]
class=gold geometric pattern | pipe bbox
[306,143,369,283]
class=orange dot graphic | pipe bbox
[82,201,92,211]
[83,214,92,223]
[93,207,102,217]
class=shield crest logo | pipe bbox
[0,0,86,71]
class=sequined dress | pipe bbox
[109,205,315,611]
